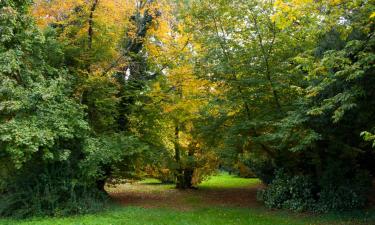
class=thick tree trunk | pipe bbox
[176,169,194,189]
[182,168,194,189]
[96,179,106,193]
[184,144,196,189]
[176,139,196,189]
[96,165,111,194]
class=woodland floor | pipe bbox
[1,173,375,225]
[108,175,262,210]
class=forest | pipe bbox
[0,0,375,224]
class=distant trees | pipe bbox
[188,0,375,212]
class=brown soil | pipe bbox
[108,183,264,210]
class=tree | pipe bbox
[31,0,164,192]
[128,2,219,188]
[188,0,375,211]
[258,0,375,211]
[187,0,312,179]
[0,0,101,217]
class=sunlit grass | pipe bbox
[109,172,259,193]
[1,206,373,225]
[198,172,260,189]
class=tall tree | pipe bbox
[130,3,219,188]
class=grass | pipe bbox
[0,206,372,225]
[1,205,374,225]
[198,173,260,189]
[1,173,374,225]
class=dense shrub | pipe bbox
[257,170,316,212]
[258,168,372,213]
[0,163,107,218]
[316,163,372,212]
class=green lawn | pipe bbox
[198,173,260,189]
[1,173,374,225]
[1,205,374,225]
[1,206,374,225]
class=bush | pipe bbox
[316,163,372,212]
[0,163,107,218]
[257,170,316,212]
[258,168,373,213]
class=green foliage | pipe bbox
[189,0,375,212]
[361,130,375,148]
[258,171,316,212]
[82,75,120,133]
[258,168,372,213]
[0,1,110,218]
[81,133,149,182]
[243,157,275,185]
[0,163,107,218]
[0,0,88,169]
[316,163,372,212]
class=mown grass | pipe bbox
[1,205,374,225]
[198,173,260,189]
[0,173,374,225]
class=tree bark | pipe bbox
[174,125,184,189]
[88,0,98,50]
[96,165,111,194]
[183,145,195,189]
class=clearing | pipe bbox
[1,173,374,225]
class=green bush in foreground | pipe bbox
[0,163,108,218]
[257,171,316,212]
[258,169,372,213]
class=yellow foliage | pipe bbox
[272,0,345,30]
[31,0,141,74]
[271,0,316,29]
[32,0,84,28]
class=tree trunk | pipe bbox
[88,0,98,50]
[182,168,194,189]
[96,179,106,193]
[176,169,194,189]
[174,125,185,189]
[176,140,196,189]
[96,165,111,194]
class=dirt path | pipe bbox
[108,183,263,210]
